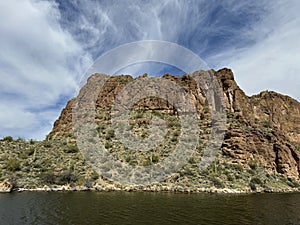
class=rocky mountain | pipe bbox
[48,68,300,180]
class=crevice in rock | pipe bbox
[273,144,280,174]
[290,148,300,176]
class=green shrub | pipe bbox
[105,129,115,140]
[117,77,130,84]
[20,148,35,159]
[64,145,79,153]
[3,136,13,142]
[248,169,256,175]
[188,157,197,164]
[141,131,148,138]
[250,177,262,185]
[173,130,180,137]
[134,111,144,119]
[142,159,151,166]
[167,117,180,128]
[26,148,35,156]
[125,156,132,163]
[57,170,78,184]
[43,141,52,148]
[203,106,210,114]
[249,159,258,170]
[286,178,300,188]
[152,110,164,119]
[5,158,21,172]
[229,163,243,172]
[142,154,159,166]
[210,177,224,188]
[105,142,113,149]
[40,171,56,184]
[249,182,256,191]
[170,136,178,143]
[263,121,271,128]
[227,174,235,182]
[150,154,159,163]
[41,170,79,185]
[16,137,25,142]
[180,167,193,176]
[7,175,17,189]
[90,171,99,180]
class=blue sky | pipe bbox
[0,0,299,139]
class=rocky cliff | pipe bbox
[48,68,300,182]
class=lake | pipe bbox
[0,191,299,225]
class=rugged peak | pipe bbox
[256,90,299,105]
[211,68,251,120]
[162,73,181,82]
[138,73,148,79]
[215,68,242,93]
[215,68,235,81]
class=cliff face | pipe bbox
[215,69,300,178]
[48,68,300,179]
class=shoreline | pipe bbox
[2,185,299,194]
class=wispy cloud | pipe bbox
[0,0,91,139]
[210,0,300,100]
[57,0,266,58]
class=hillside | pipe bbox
[1,68,300,193]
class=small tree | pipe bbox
[3,136,13,142]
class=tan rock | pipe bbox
[0,179,13,192]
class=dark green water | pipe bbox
[0,192,299,225]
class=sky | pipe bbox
[0,0,299,140]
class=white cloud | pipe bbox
[0,104,36,130]
[58,0,203,56]
[212,0,300,100]
[0,0,92,139]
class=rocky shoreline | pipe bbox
[1,179,299,194]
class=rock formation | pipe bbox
[48,68,300,180]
